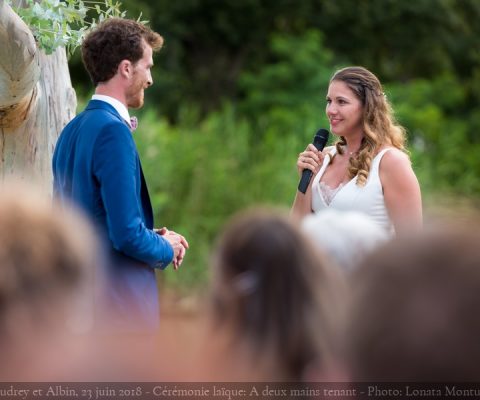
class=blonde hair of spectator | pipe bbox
[302,209,389,272]
[0,180,100,345]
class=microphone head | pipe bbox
[313,128,329,147]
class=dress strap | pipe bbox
[325,146,337,159]
[312,146,336,187]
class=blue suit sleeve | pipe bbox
[92,123,173,268]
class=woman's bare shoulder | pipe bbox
[379,148,414,179]
[380,147,410,164]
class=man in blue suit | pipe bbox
[53,18,188,330]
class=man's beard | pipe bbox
[126,76,145,109]
[127,89,144,109]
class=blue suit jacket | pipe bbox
[53,100,173,329]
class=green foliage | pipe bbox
[69,1,480,291]
[129,31,338,289]
[387,74,480,201]
[134,104,300,290]
[8,0,127,55]
[140,0,306,118]
[123,18,480,290]
[102,0,480,121]
[239,30,333,124]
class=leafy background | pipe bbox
[67,0,480,292]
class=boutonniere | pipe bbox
[130,116,138,131]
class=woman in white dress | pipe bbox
[291,66,422,235]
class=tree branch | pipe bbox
[0,0,40,112]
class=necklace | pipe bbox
[346,147,358,157]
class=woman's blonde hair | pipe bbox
[330,66,407,186]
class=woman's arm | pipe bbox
[380,149,423,234]
[291,188,313,220]
[291,144,324,220]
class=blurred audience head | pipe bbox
[345,220,480,381]
[209,207,346,381]
[0,181,101,378]
[302,209,389,272]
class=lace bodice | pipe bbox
[318,181,344,206]
[311,147,394,234]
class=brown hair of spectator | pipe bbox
[346,221,480,381]
[210,208,345,380]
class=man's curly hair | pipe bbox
[81,18,163,86]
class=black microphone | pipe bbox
[297,128,329,194]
